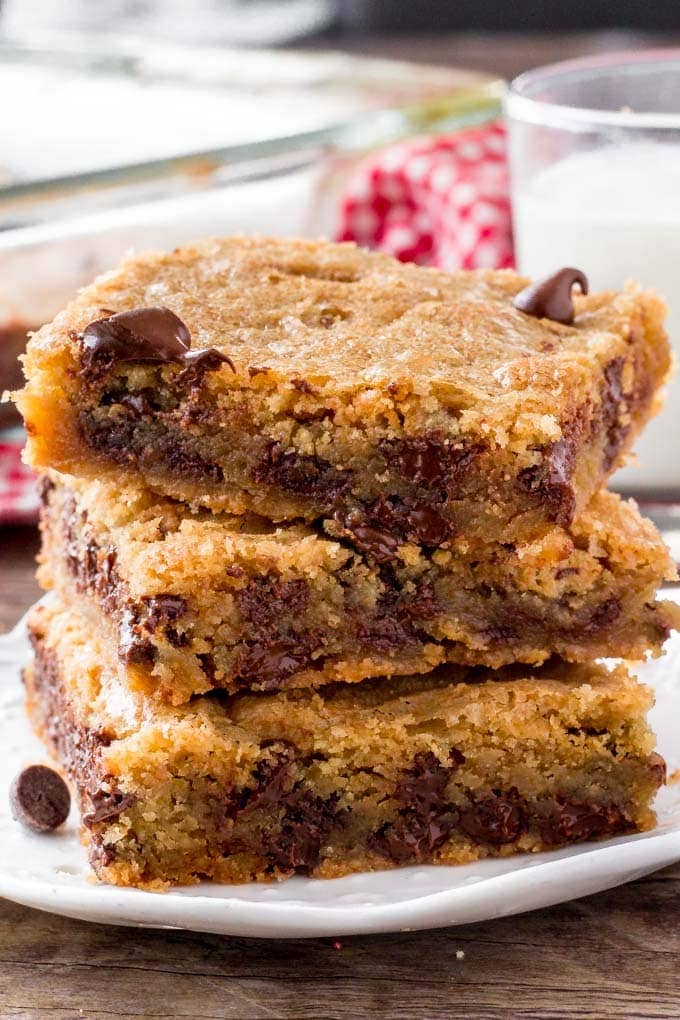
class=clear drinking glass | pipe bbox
[505,50,680,504]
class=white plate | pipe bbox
[1,602,680,939]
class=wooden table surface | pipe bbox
[3,28,680,1020]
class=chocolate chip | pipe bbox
[252,442,350,503]
[142,594,188,632]
[80,306,234,381]
[512,268,588,325]
[336,513,401,563]
[648,752,667,787]
[600,357,628,470]
[540,796,630,845]
[517,411,589,527]
[82,787,134,827]
[10,765,71,833]
[459,789,526,845]
[233,634,323,690]
[175,348,235,388]
[369,750,463,864]
[262,787,341,875]
[81,307,191,363]
[235,577,309,634]
[118,607,158,667]
[227,747,341,875]
[581,597,622,635]
[335,496,454,560]
[380,434,482,490]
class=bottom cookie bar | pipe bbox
[26,601,664,890]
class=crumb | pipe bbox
[456,950,465,960]
[332,939,343,951]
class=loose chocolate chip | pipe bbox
[459,789,526,845]
[10,765,71,833]
[512,267,588,326]
[540,796,630,845]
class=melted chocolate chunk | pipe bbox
[82,787,134,827]
[81,307,191,364]
[337,514,400,564]
[80,306,233,383]
[78,411,224,484]
[260,786,341,875]
[517,412,588,527]
[369,750,463,864]
[581,597,622,635]
[230,747,296,817]
[357,579,441,652]
[10,764,71,833]
[540,796,630,845]
[176,348,235,388]
[252,442,350,503]
[648,752,667,787]
[37,475,55,507]
[228,746,341,875]
[233,634,323,690]
[141,594,188,633]
[512,268,589,326]
[459,789,526,845]
[380,433,482,490]
[235,577,309,634]
[600,357,628,470]
[118,607,158,667]
[335,495,455,561]
[114,389,161,416]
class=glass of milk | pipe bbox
[506,50,680,496]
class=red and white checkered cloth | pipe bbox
[0,121,513,525]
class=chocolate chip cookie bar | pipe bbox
[38,473,679,702]
[16,237,670,545]
[26,599,665,889]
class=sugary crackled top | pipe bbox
[25,236,665,408]
[31,603,652,762]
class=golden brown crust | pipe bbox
[25,600,663,890]
[15,237,672,539]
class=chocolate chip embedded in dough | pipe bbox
[82,307,191,363]
[512,268,588,325]
[10,764,71,833]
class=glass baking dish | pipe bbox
[0,36,503,330]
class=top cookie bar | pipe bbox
[16,237,670,543]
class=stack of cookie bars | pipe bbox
[15,237,679,888]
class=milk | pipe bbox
[513,142,680,492]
